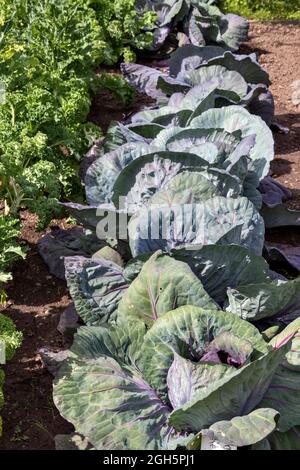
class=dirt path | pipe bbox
[247,21,300,204]
[0,21,300,450]
[0,213,74,450]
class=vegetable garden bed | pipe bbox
[0,4,300,452]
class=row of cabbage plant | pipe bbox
[41,0,300,451]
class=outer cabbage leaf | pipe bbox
[85,142,152,205]
[226,277,300,321]
[188,408,279,449]
[169,44,225,77]
[247,90,274,127]
[117,251,217,327]
[120,63,170,101]
[219,13,249,51]
[259,177,292,208]
[208,408,279,448]
[173,244,270,304]
[60,202,121,230]
[103,121,150,153]
[38,226,103,279]
[267,427,300,450]
[128,196,265,257]
[53,323,170,451]
[203,51,271,86]
[169,343,289,431]
[259,318,300,432]
[261,203,300,229]
[265,242,300,273]
[64,256,129,325]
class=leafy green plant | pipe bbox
[219,0,300,20]
[0,313,22,361]
[89,0,157,63]
[0,313,22,436]
[0,0,154,227]
[0,216,25,303]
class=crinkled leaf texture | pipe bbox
[121,63,170,102]
[85,142,152,205]
[111,151,209,213]
[38,226,103,280]
[53,322,171,450]
[64,256,129,325]
[129,196,265,257]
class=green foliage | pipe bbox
[0,0,101,225]
[0,0,153,228]
[0,216,26,300]
[0,314,22,436]
[0,313,22,361]
[90,0,157,64]
[219,0,300,20]
[98,73,134,105]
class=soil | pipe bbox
[243,21,300,208]
[245,21,300,244]
[0,213,74,450]
[0,21,300,450]
[89,88,153,134]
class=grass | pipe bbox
[220,0,300,20]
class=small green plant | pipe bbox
[0,216,26,302]
[0,314,23,361]
[0,313,22,436]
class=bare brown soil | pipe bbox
[246,21,300,208]
[0,213,74,450]
[0,21,300,450]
